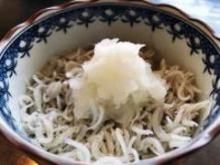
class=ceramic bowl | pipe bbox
[0,0,219,164]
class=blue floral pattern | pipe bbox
[0,3,219,131]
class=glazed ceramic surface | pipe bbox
[0,1,219,164]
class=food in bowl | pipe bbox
[19,38,210,164]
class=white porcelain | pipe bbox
[0,0,219,164]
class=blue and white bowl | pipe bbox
[0,0,219,164]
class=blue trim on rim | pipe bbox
[0,2,219,133]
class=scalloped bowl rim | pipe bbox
[0,0,219,164]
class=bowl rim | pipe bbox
[0,0,219,164]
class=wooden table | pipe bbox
[0,1,219,165]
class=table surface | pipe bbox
[0,1,219,165]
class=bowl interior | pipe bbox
[0,1,219,163]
